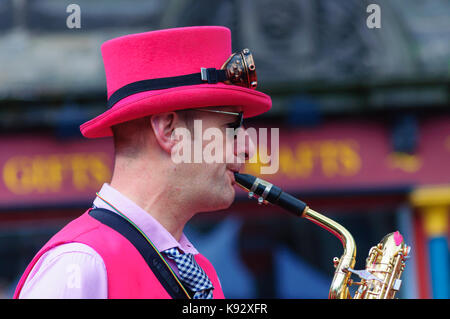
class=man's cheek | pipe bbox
[202,127,226,164]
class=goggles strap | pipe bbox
[107,68,227,109]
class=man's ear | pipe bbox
[150,112,180,154]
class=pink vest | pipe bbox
[13,211,225,299]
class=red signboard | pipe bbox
[243,116,450,192]
[0,116,449,207]
[0,135,114,207]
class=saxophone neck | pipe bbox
[302,207,356,299]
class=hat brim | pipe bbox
[80,83,272,138]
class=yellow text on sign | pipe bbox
[2,153,112,195]
[245,139,361,178]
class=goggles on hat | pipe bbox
[106,49,258,109]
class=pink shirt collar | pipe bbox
[93,183,198,255]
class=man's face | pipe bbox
[172,106,255,213]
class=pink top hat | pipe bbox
[80,26,272,138]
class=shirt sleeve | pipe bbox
[18,243,108,299]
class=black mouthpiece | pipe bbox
[234,172,307,217]
[233,172,256,190]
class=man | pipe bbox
[13,26,271,299]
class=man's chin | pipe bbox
[217,191,235,210]
[205,188,235,212]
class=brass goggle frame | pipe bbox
[201,48,258,90]
[222,48,258,89]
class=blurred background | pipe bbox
[0,0,449,299]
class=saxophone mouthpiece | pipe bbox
[233,172,307,217]
[233,172,256,191]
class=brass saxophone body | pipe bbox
[234,173,410,299]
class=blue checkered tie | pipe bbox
[164,247,214,299]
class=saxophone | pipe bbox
[234,173,411,299]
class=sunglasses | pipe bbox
[197,109,244,129]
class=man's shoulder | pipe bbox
[31,242,106,278]
[19,242,108,298]
[40,242,104,263]
[49,210,109,244]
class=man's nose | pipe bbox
[235,127,256,161]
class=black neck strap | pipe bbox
[88,208,193,299]
[107,68,227,109]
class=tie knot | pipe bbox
[164,247,185,259]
